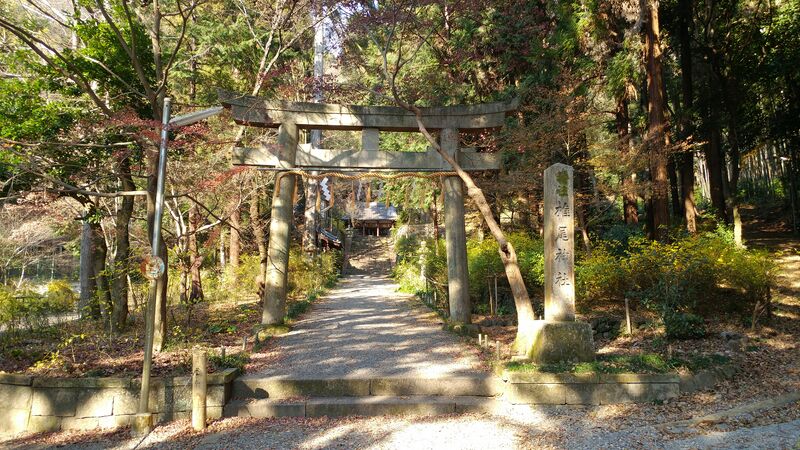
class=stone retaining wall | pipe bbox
[0,368,238,434]
[502,365,737,405]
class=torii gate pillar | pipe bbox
[262,122,299,325]
[442,128,471,324]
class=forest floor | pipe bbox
[2,203,799,448]
[0,294,269,378]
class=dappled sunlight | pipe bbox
[360,417,520,449]
[298,421,367,449]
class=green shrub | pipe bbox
[600,224,646,255]
[0,286,18,329]
[45,280,77,313]
[597,227,773,337]
[209,350,250,374]
[0,283,76,332]
[394,233,421,263]
[663,312,707,339]
[575,243,627,308]
[467,232,544,314]
[288,248,341,298]
[233,254,262,296]
[394,258,427,294]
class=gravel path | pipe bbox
[249,274,483,378]
[8,405,799,450]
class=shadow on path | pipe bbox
[249,275,483,378]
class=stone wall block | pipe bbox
[0,409,32,433]
[98,414,133,429]
[599,373,680,384]
[678,373,697,393]
[505,384,566,405]
[31,388,78,417]
[27,415,62,433]
[61,416,100,431]
[112,389,139,415]
[206,406,223,420]
[686,371,718,392]
[0,384,32,408]
[33,377,130,389]
[207,386,226,407]
[74,389,114,418]
[503,372,598,384]
[597,383,679,404]
[564,384,601,405]
[0,373,33,386]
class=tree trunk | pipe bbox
[668,158,681,217]
[179,261,189,304]
[706,119,727,220]
[616,97,639,224]
[678,0,697,233]
[250,187,268,298]
[91,221,111,323]
[303,175,319,255]
[188,204,204,302]
[219,227,226,270]
[720,75,744,245]
[644,0,671,241]
[78,217,96,318]
[228,206,240,280]
[110,159,134,333]
[574,139,593,253]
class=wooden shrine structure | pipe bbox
[219,90,519,325]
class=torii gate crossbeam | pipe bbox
[219,91,518,326]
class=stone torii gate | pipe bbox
[219,91,519,326]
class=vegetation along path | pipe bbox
[248,274,484,379]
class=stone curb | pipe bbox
[223,396,505,419]
[500,364,738,405]
[33,377,132,388]
[0,373,33,386]
[232,375,499,399]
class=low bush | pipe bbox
[287,247,341,297]
[575,243,628,307]
[663,312,707,339]
[467,232,544,315]
[393,237,448,307]
[209,349,250,373]
[576,226,775,338]
[0,282,77,332]
[392,222,773,338]
[45,280,78,313]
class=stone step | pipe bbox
[232,376,502,400]
[223,396,505,418]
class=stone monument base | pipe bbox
[525,320,594,364]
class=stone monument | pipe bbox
[525,163,594,363]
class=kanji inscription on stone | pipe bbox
[544,163,575,321]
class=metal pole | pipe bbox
[137,98,171,421]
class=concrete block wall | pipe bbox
[502,365,737,405]
[0,368,237,434]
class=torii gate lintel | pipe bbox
[219,91,518,327]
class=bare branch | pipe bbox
[0,17,113,116]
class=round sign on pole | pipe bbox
[141,255,165,280]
